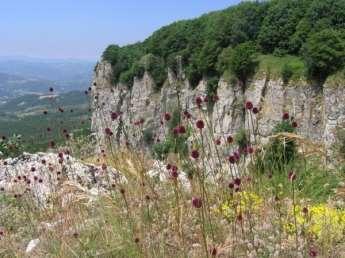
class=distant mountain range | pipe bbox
[0,56,95,99]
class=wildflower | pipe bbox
[111,112,118,121]
[166,164,172,170]
[191,150,199,159]
[195,96,203,107]
[58,152,64,159]
[215,138,221,145]
[183,110,191,119]
[178,125,186,134]
[247,146,254,154]
[196,120,204,130]
[227,135,233,144]
[309,248,318,257]
[31,167,36,172]
[302,207,308,215]
[228,182,234,189]
[192,197,202,208]
[252,107,259,114]
[292,121,298,128]
[170,167,179,178]
[245,101,253,110]
[38,178,43,183]
[105,127,113,136]
[282,112,290,120]
[228,155,236,164]
[234,177,241,186]
[164,112,171,121]
[233,151,240,161]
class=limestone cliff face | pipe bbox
[91,61,345,159]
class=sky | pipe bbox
[0,0,241,60]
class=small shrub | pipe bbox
[335,126,345,159]
[255,121,297,173]
[218,42,258,85]
[235,128,249,150]
[281,63,294,85]
[0,134,23,158]
[143,127,155,145]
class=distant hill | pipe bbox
[0,57,95,98]
[0,91,91,152]
[0,72,56,99]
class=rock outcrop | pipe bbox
[0,152,123,205]
[91,61,345,160]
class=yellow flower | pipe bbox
[216,191,263,221]
[285,204,345,242]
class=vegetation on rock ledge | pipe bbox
[103,0,345,90]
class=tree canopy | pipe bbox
[102,0,345,89]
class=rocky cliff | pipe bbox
[91,61,345,161]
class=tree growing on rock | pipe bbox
[218,42,258,88]
[303,29,345,83]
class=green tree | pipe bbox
[303,29,345,81]
[218,42,258,85]
[258,0,310,54]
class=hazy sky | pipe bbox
[1,0,241,60]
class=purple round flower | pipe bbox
[111,112,118,121]
[105,127,113,136]
[191,150,200,159]
[164,112,171,121]
[282,112,290,120]
[178,125,186,134]
[192,197,202,208]
[245,101,253,110]
[196,120,204,130]
[195,96,203,107]
[228,155,236,164]
[234,177,241,186]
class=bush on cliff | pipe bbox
[302,29,345,82]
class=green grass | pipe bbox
[257,54,306,81]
